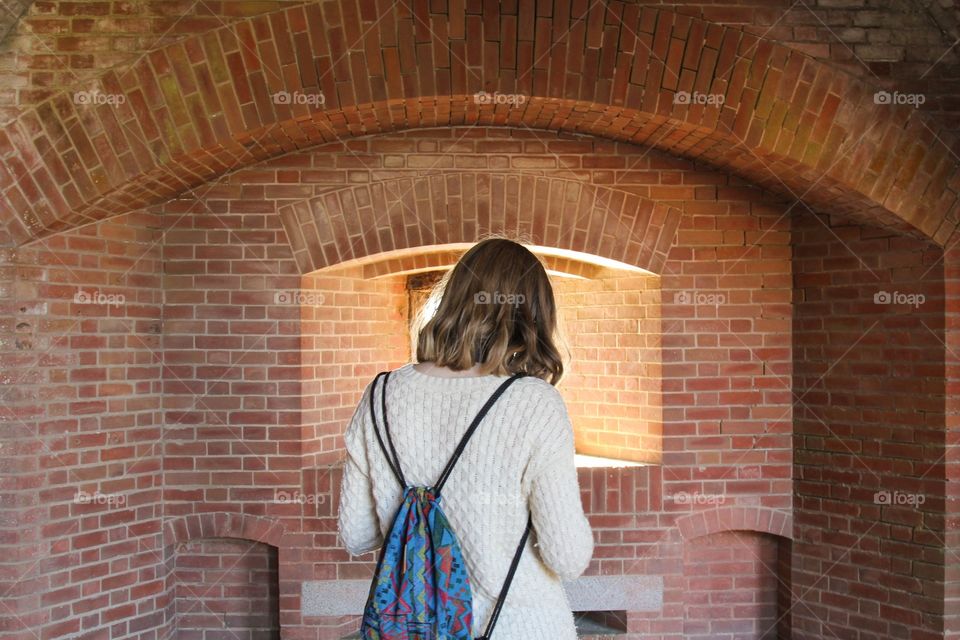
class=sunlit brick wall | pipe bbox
[555,270,662,463]
[301,267,409,468]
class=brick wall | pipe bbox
[3,211,166,639]
[300,267,409,468]
[4,0,956,247]
[160,192,304,520]
[946,238,960,640]
[555,270,662,463]
[660,186,794,515]
[0,0,306,123]
[792,211,946,639]
[285,127,794,637]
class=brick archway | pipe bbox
[676,506,793,541]
[1,2,956,247]
[163,512,286,547]
[282,173,680,274]
[349,246,612,279]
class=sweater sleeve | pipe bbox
[526,390,594,581]
[337,382,384,556]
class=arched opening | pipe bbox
[300,243,663,466]
[682,530,789,640]
[174,538,280,640]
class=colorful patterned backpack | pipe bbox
[360,369,533,640]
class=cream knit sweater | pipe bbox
[337,363,594,640]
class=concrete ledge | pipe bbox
[301,574,663,617]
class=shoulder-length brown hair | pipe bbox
[415,238,564,385]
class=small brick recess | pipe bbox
[681,530,782,639]
[0,3,959,638]
[174,538,280,640]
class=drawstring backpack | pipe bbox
[360,369,533,640]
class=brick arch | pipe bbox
[2,2,957,246]
[281,173,681,274]
[163,512,285,548]
[676,506,793,541]
[339,246,613,279]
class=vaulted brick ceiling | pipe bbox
[0,1,957,248]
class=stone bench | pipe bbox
[302,575,663,638]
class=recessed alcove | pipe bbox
[174,538,280,640]
[302,244,662,467]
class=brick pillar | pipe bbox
[0,247,42,639]
[946,234,960,640]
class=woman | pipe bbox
[337,238,594,639]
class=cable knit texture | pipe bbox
[337,363,594,640]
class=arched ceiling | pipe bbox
[0,1,957,247]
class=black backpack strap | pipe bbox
[477,512,534,640]
[434,372,527,497]
[368,371,407,489]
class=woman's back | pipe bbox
[338,363,594,639]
